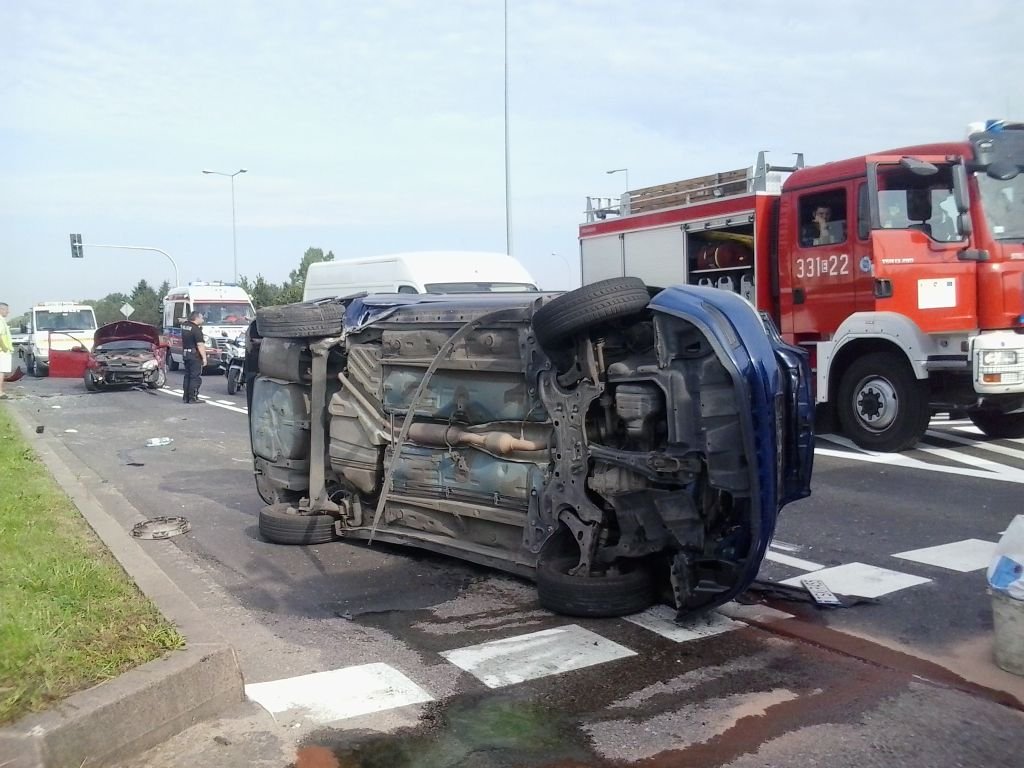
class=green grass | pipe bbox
[0,408,184,724]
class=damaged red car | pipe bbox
[84,321,167,391]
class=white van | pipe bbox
[302,251,538,301]
[163,282,255,370]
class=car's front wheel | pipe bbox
[227,366,241,395]
[83,371,99,392]
[147,368,166,389]
[532,277,651,350]
[536,554,656,618]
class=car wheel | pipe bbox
[147,368,167,389]
[535,554,657,618]
[836,351,930,452]
[84,371,98,392]
[258,504,336,545]
[256,301,346,339]
[968,410,1024,440]
[167,353,179,371]
[227,367,240,395]
[532,277,650,350]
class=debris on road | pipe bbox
[131,517,191,540]
[145,437,173,447]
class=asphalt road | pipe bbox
[6,369,1024,768]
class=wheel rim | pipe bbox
[852,374,899,432]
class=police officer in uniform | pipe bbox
[181,311,208,404]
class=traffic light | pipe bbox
[70,233,83,258]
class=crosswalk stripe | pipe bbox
[892,539,997,573]
[764,550,825,571]
[439,625,636,689]
[924,429,1024,463]
[245,662,432,725]
[779,562,931,598]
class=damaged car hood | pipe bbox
[92,321,161,350]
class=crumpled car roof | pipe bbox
[93,321,161,349]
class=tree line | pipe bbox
[69,247,335,327]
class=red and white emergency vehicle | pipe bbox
[580,121,1024,451]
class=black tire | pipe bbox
[536,555,656,618]
[227,367,240,395]
[968,410,1024,440]
[30,356,47,378]
[258,504,336,545]
[533,277,650,349]
[256,301,346,339]
[83,371,98,392]
[836,351,930,452]
[167,353,179,371]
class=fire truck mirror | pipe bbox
[952,163,971,214]
[958,213,973,237]
[986,160,1020,182]
[899,157,939,176]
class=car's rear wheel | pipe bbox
[533,277,650,350]
[968,410,1024,439]
[167,352,179,371]
[536,554,657,618]
[258,504,336,545]
[256,301,346,339]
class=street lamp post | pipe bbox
[202,168,247,282]
[606,168,629,214]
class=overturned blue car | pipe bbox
[246,278,813,619]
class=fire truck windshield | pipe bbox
[978,173,1024,241]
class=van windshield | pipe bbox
[195,302,255,324]
[424,282,539,293]
[34,310,97,331]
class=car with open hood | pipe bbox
[245,278,814,620]
[84,320,167,391]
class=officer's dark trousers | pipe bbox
[183,355,203,402]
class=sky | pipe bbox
[0,0,1017,316]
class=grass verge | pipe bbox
[0,407,184,724]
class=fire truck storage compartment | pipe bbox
[685,221,755,304]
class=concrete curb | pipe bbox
[0,403,245,768]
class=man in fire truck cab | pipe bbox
[803,205,840,246]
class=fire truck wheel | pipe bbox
[837,351,930,452]
[533,277,650,350]
[256,301,345,339]
[967,410,1024,440]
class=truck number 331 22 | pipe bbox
[794,254,850,279]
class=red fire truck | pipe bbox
[579,123,1024,452]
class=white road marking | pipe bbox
[768,540,804,553]
[153,386,248,414]
[625,604,745,642]
[439,625,636,689]
[717,601,792,623]
[216,399,235,405]
[913,442,1024,481]
[764,550,825,572]
[815,436,1024,484]
[780,562,931,598]
[892,539,997,573]
[925,429,1024,462]
[245,662,433,725]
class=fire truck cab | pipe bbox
[580,122,1024,451]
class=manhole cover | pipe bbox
[131,516,191,540]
